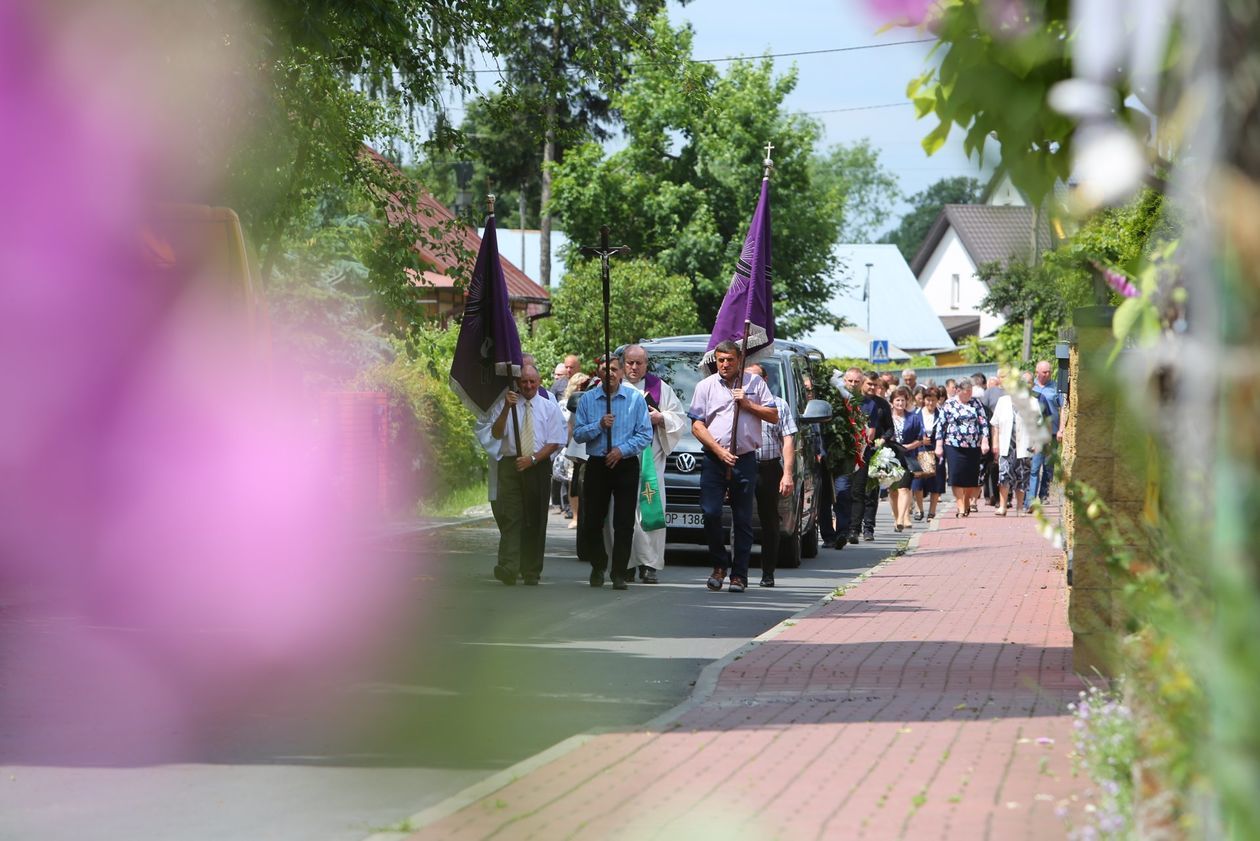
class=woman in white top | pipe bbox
[561,372,591,529]
[989,391,1037,515]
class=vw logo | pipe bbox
[674,452,697,473]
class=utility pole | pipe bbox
[865,262,874,334]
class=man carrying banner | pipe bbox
[690,342,778,593]
[488,365,567,585]
[610,344,685,584]
[574,358,653,590]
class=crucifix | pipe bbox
[762,141,775,179]
[580,225,631,453]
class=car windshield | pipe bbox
[648,352,785,406]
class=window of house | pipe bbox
[950,273,960,309]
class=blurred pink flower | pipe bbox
[861,0,936,26]
[0,0,416,763]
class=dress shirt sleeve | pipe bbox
[973,398,991,440]
[573,392,603,443]
[779,400,798,437]
[657,382,686,455]
[687,377,710,423]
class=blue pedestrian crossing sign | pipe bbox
[869,340,890,364]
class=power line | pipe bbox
[692,38,935,64]
[469,37,935,74]
[802,102,912,115]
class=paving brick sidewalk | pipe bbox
[403,503,1089,840]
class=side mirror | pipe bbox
[799,399,833,425]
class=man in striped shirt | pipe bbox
[573,358,654,590]
[746,363,797,588]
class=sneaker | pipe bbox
[611,578,628,591]
[914,510,924,521]
[589,569,605,588]
[863,533,874,542]
[706,568,726,591]
[637,565,648,582]
[729,575,747,593]
[523,577,539,586]
[848,534,859,545]
[493,566,517,586]
[758,575,775,588]
[641,568,659,584]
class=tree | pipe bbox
[881,176,983,261]
[810,140,902,243]
[163,0,562,295]
[534,259,701,364]
[448,0,685,285]
[548,17,840,337]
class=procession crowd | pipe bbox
[474,344,1066,593]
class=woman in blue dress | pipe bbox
[933,385,991,517]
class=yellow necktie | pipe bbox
[519,399,535,458]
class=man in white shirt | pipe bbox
[488,365,567,586]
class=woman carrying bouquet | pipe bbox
[934,382,991,517]
[887,387,925,532]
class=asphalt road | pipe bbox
[1,509,899,841]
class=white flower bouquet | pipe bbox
[867,444,905,490]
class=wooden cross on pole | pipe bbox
[580,225,631,453]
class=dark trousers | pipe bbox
[982,452,999,505]
[832,472,853,538]
[579,455,640,580]
[816,461,836,541]
[700,452,757,579]
[755,459,784,575]
[491,457,552,580]
[849,460,879,537]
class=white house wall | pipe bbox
[918,228,1006,337]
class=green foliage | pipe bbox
[358,329,487,501]
[192,0,544,285]
[265,200,394,387]
[1065,478,1207,836]
[881,176,983,262]
[908,1,1079,206]
[809,373,867,476]
[810,140,902,243]
[415,1,678,229]
[534,258,701,365]
[548,16,840,337]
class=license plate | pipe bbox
[665,512,704,528]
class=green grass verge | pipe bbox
[418,481,489,518]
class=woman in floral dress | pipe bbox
[933,385,991,517]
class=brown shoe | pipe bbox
[706,568,726,591]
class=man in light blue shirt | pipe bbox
[574,358,653,590]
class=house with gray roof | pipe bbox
[798,243,955,360]
[910,203,1053,340]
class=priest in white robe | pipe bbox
[606,344,685,583]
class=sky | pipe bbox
[668,0,991,222]
[450,0,994,229]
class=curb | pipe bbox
[386,528,932,838]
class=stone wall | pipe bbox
[1063,307,1150,677]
